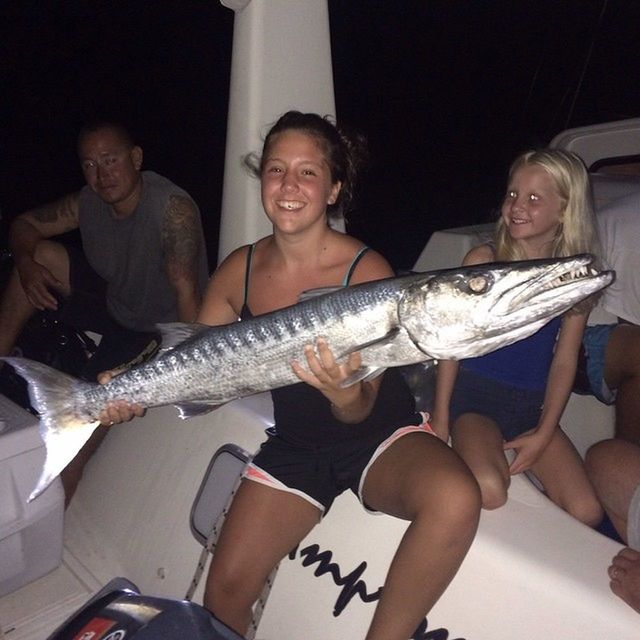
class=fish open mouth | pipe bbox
[551,262,598,286]
[504,256,608,311]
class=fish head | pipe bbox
[399,254,614,360]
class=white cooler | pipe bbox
[0,394,64,597]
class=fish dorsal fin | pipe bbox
[298,286,345,303]
[157,322,209,353]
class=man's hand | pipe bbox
[16,258,63,310]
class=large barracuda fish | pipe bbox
[4,254,613,501]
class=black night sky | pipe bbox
[2,1,639,271]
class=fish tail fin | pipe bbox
[1,357,100,502]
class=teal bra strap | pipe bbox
[342,246,369,286]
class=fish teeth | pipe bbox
[557,265,590,283]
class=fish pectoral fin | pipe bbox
[175,402,222,420]
[336,330,399,386]
[338,327,422,387]
[338,327,402,360]
[157,322,209,353]
[297,286,344,302]
[340,366,387,387]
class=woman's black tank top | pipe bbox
[240,243,418,447]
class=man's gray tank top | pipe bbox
[79,171,208,331]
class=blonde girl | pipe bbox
[432,149,603,525]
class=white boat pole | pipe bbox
[218,0,337,263]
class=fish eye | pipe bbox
[467,275,489,294]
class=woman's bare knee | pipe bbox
[425,466,481,534]
[205,556,249,606]
[564,495,604,527]
[476,470,509,510]
[204,559,260,633]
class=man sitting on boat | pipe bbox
[0,121,209,505]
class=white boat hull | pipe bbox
[1,385,636,640]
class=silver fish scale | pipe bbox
[83,277,410,415]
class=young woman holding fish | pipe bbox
[189,112,481,639]
[432,149,603,525]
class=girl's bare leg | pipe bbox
[204,479,320,635]
[451,413,510,510]
[361,433,481,640]
[531,427,603,526]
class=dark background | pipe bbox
[2,1,639,271]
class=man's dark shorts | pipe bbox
[58,245,159,382]
[574,324,616,405]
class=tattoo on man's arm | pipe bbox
[163,194,201,279]
[30,193,79,228]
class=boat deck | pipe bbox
[1,384,637,639]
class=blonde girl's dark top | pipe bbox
[462,317,562,391]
